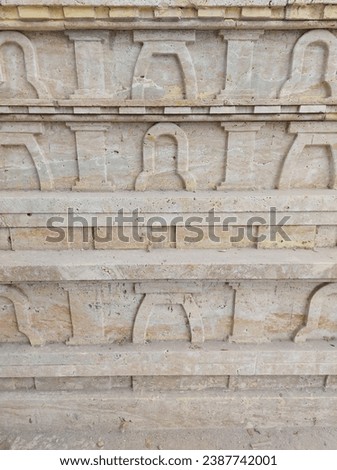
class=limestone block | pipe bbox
[176,226,257,248]
[224,7,241,18]
[229,375,325,391]
[241,7,272,18]
[0,7,19,19]
[154,7,182,19]
[17,6,50,19]
[34,376,131,391]
[197,8,226,18]
[10,227,94,250]
[94,226,174,249]
[286,5,323,19]
[257,225,316,249]
[0,378,35,391]
[109,7,139,18]
[324,5,337,18]
[63,7,95,18]
[132,375,229,391]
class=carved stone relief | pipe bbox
[135,123,197,191]
[0,285,43,346]
[278,123,337,189]
[0,31,50,100]
[66,123,114,191]
[0,123,53,190]
[280,30,337,100]
[218,122,264,190]
[66,31,111,98]
[0,29,336,102]
[218,30,264,99]
[132,31,197,100]
[0,280,330,347]
[132,282,205,344]
[295,283,337,342]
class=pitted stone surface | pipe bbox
[1,0,337,443]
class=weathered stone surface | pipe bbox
[0,28,336,104]
[1,0,337,441]
[0,276,337,346]
[0,120,336,191]
[1,389,337,434]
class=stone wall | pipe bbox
[1,0,337,434]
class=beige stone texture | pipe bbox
[17,6,51,19]
[94,226,174,249]
[63,6,96,18]
[154,7,182,19]
[0,29,335,103]
[258,225,316,249]
[109,7,140,18]
[197,8,226,18]
[0,0,337,443]
[241,6,272,18]
[176,226,256,248]
[10,227,94,250]
[286,5,324,19]
[0,7,19,19]
[324,5,337,18]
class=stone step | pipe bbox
[1,389,337,432]
[0,248,336,281]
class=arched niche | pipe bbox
[135,123,197,191]
[0,31,50,99]
[294,283,337,342]
[280,30,337,99]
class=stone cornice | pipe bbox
[1,3,337,26]
[2,0,336,6]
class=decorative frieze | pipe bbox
[1,0,337,438]
[0,29,337,104]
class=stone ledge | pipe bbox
[0,189,336,212]
[0,389,337,432]
[0,190,335,226]
[0,248,336,281]
[0,341,336,377]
